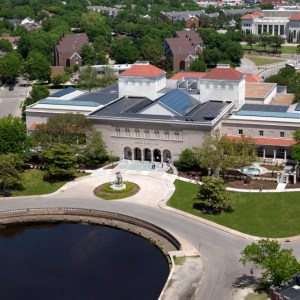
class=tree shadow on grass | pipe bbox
[192,202,235,214]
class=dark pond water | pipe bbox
[0,223,169,300]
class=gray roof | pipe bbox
[162,10,205,20]
[74,84,119,105]
[89,94,232,123]
[240,104,289,112]
[221,8,261,15]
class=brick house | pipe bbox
[164,30,204,72]
[185,16,200,29]
[54,33,89,68]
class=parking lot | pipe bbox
[0,77,31,118]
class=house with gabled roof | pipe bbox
[164,30,204,72]
[54,33,89,68]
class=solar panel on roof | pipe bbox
[38,99,99,107]
[159,89,196,115]
[236,110,300,119]
[123,98,152,113]
[241,104,288,113]
[50,87,77,97]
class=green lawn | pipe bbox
[245,292,269,300]
[242,44,297,54]
[10,169,84,196]
[167,180,300,238]
[245,56,285,66]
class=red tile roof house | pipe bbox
[54,33,89,68]
[164,30,204,72]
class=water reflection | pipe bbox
[0,223,169,300]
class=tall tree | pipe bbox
[0,115,29,158]
[0,153,23,196]
[194,130,257,175]
[43,143,78,179]
[245,34,257,51]
[78,65,102,92]
[292,128,300,166]
[240,239,300,287]
[81,44,98,66]
[32,113,94,149]
[25,51,51,82]
[110,37,139,64]
[80,11,111,41]
[194,176,231,214]
[0,52,23,82]
[175,148,199,171]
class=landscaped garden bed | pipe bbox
[94,181,140,200]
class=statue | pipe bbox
[116,171,122,185]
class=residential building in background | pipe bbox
[54,33,89,68]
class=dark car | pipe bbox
[8,85,14,91]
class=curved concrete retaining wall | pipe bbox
[0,207,181,253]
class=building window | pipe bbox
[135,129,140,138]
[115,127,120,136]
[238,129,243,135]
[154,130,159,139]
[164,131,169,140]
[259,130,264,136]
[221,84,225,89]
[280,25,284,36]
[278,148,285,157]
[274,25,278,35]
[144,130,149,138]
[125,128,130,137]
[269,25,273,34]
[280,131,285,138]
[174,132,179,140]
[258,25,262,34]
[263,25,267,33]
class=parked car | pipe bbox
[8,85,14,91]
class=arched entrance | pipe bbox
[144,148,151,161]
[124,147,132,160]
[153,149,161,162]
[163,150,172,163]
[134,147,142,160]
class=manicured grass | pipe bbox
[11,169,69,196]
[173,256,186,265]
[245,292,269,300]
[167,180,300,238]
[245,55,285,66]
[242,44,297,54]
[94,181,140,200]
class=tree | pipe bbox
[292,128,300,166]
[0,52,23,82]
[80,132,108,167]
[110,37,139,64]
[240,239,300,287]
[43,143,78,179]
[22,85,50,118]
[32,113,94,149]
[99,66,117,88]
[188,56,207,72]
[0,39,13,52]
[174,148,199,171]
[25,51,51,82]
[0,153,23,195]
[270,35,284,53]
[222,41,244,65]
[194,130,257,175]
[245,34,257,51]
[204,48,221,67]
[80,11,111,41]
[81,43,98,66]
[194,176,231,214]
[259,34,271,52]
[78,65,102,92]
[0,115,29,158]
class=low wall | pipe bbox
[0,207,181,253]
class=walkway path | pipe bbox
[1,161,300,299]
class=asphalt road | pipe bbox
[0,77,31,118]
[0,167,271,300]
